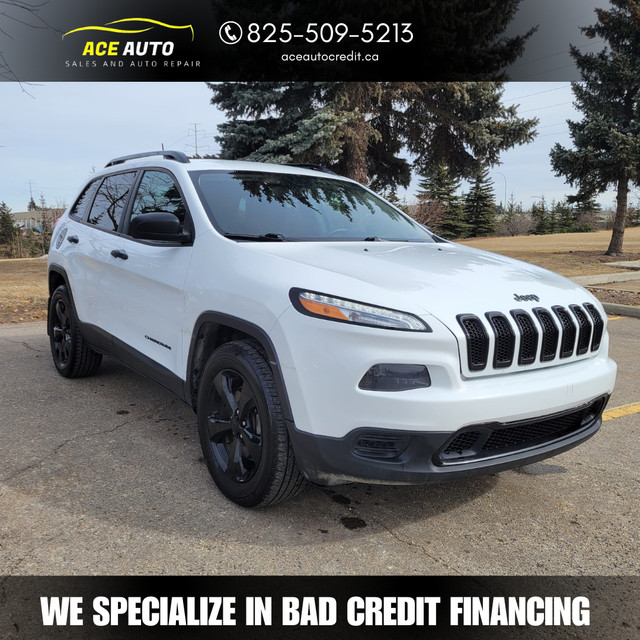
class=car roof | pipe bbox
[100,151,345,181]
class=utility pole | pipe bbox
[26,180,37,211]
[188,123,205,157]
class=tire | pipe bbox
[48,284,102,378]
[197,340,306,507]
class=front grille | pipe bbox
[457,303,603,374]
[438,396,608,464]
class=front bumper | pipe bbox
[288,395,609,486]
[272,306,617,438]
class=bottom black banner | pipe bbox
[1,576,637,639]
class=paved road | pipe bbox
[0,319,638,576]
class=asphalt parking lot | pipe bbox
[0,318,638,577]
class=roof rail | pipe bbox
[105,150,190,168]
[287,163,337,175]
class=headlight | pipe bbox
[290,289,431,332]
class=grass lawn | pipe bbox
[0,258,48,323]
[460,227,640,277]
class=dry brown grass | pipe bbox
[1,227,640,324]
[0,258,48,323]
[460,227,640,277]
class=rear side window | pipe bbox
[70,179,100,221]
[87,172,137,232]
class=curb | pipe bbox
[602,302,640,319]
[571,272,640,286]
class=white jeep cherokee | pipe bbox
[47,151,617,507]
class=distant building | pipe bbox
[12,209,64,231]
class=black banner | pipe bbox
[2,576,638,639]
[0,0,602,81]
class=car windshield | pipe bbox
[191,170,435,242]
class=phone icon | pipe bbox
[219,21,242,45]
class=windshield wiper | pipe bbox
[363,236,383,241]
[223,232,289,242]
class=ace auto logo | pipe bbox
[62,18,201,70]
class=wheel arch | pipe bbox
[48,264,69,295]
[47,265,73,336]
[186,312,295,424]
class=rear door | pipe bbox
[67,170,138,339]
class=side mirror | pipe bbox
[129,212,191,243]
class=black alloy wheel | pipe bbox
[208,368,263,484]
[197,340,305,507]
[51,295,72,368]
[48,284,102,378]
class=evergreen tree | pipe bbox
[554,199,576,233]
[496,194,533,236]
[549,0,640,255]
[463,166,496,237]
[531,197,554,235]
[573,195,601,231]
[209,81,538,190]
[404,82,537,180]
[418,164,468,239]
[209,82,400,186]
[27,196,38,211]
[0,202,16,244]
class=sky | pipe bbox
[0,0,625,215]
[0,80,623,215]
[1,0,626,214]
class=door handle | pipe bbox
[110,249,128,260]
[67,235,79,244]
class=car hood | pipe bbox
[245,240,596,322]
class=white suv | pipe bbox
[47,151,617,507]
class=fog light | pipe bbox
[358,364,431,392]
[353,434,411,459]
[581,396,608,427]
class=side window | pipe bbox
[131,171,187,231]
[70,179,100,221]
[87,172,136,232]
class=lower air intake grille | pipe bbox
[438,396,608,465]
